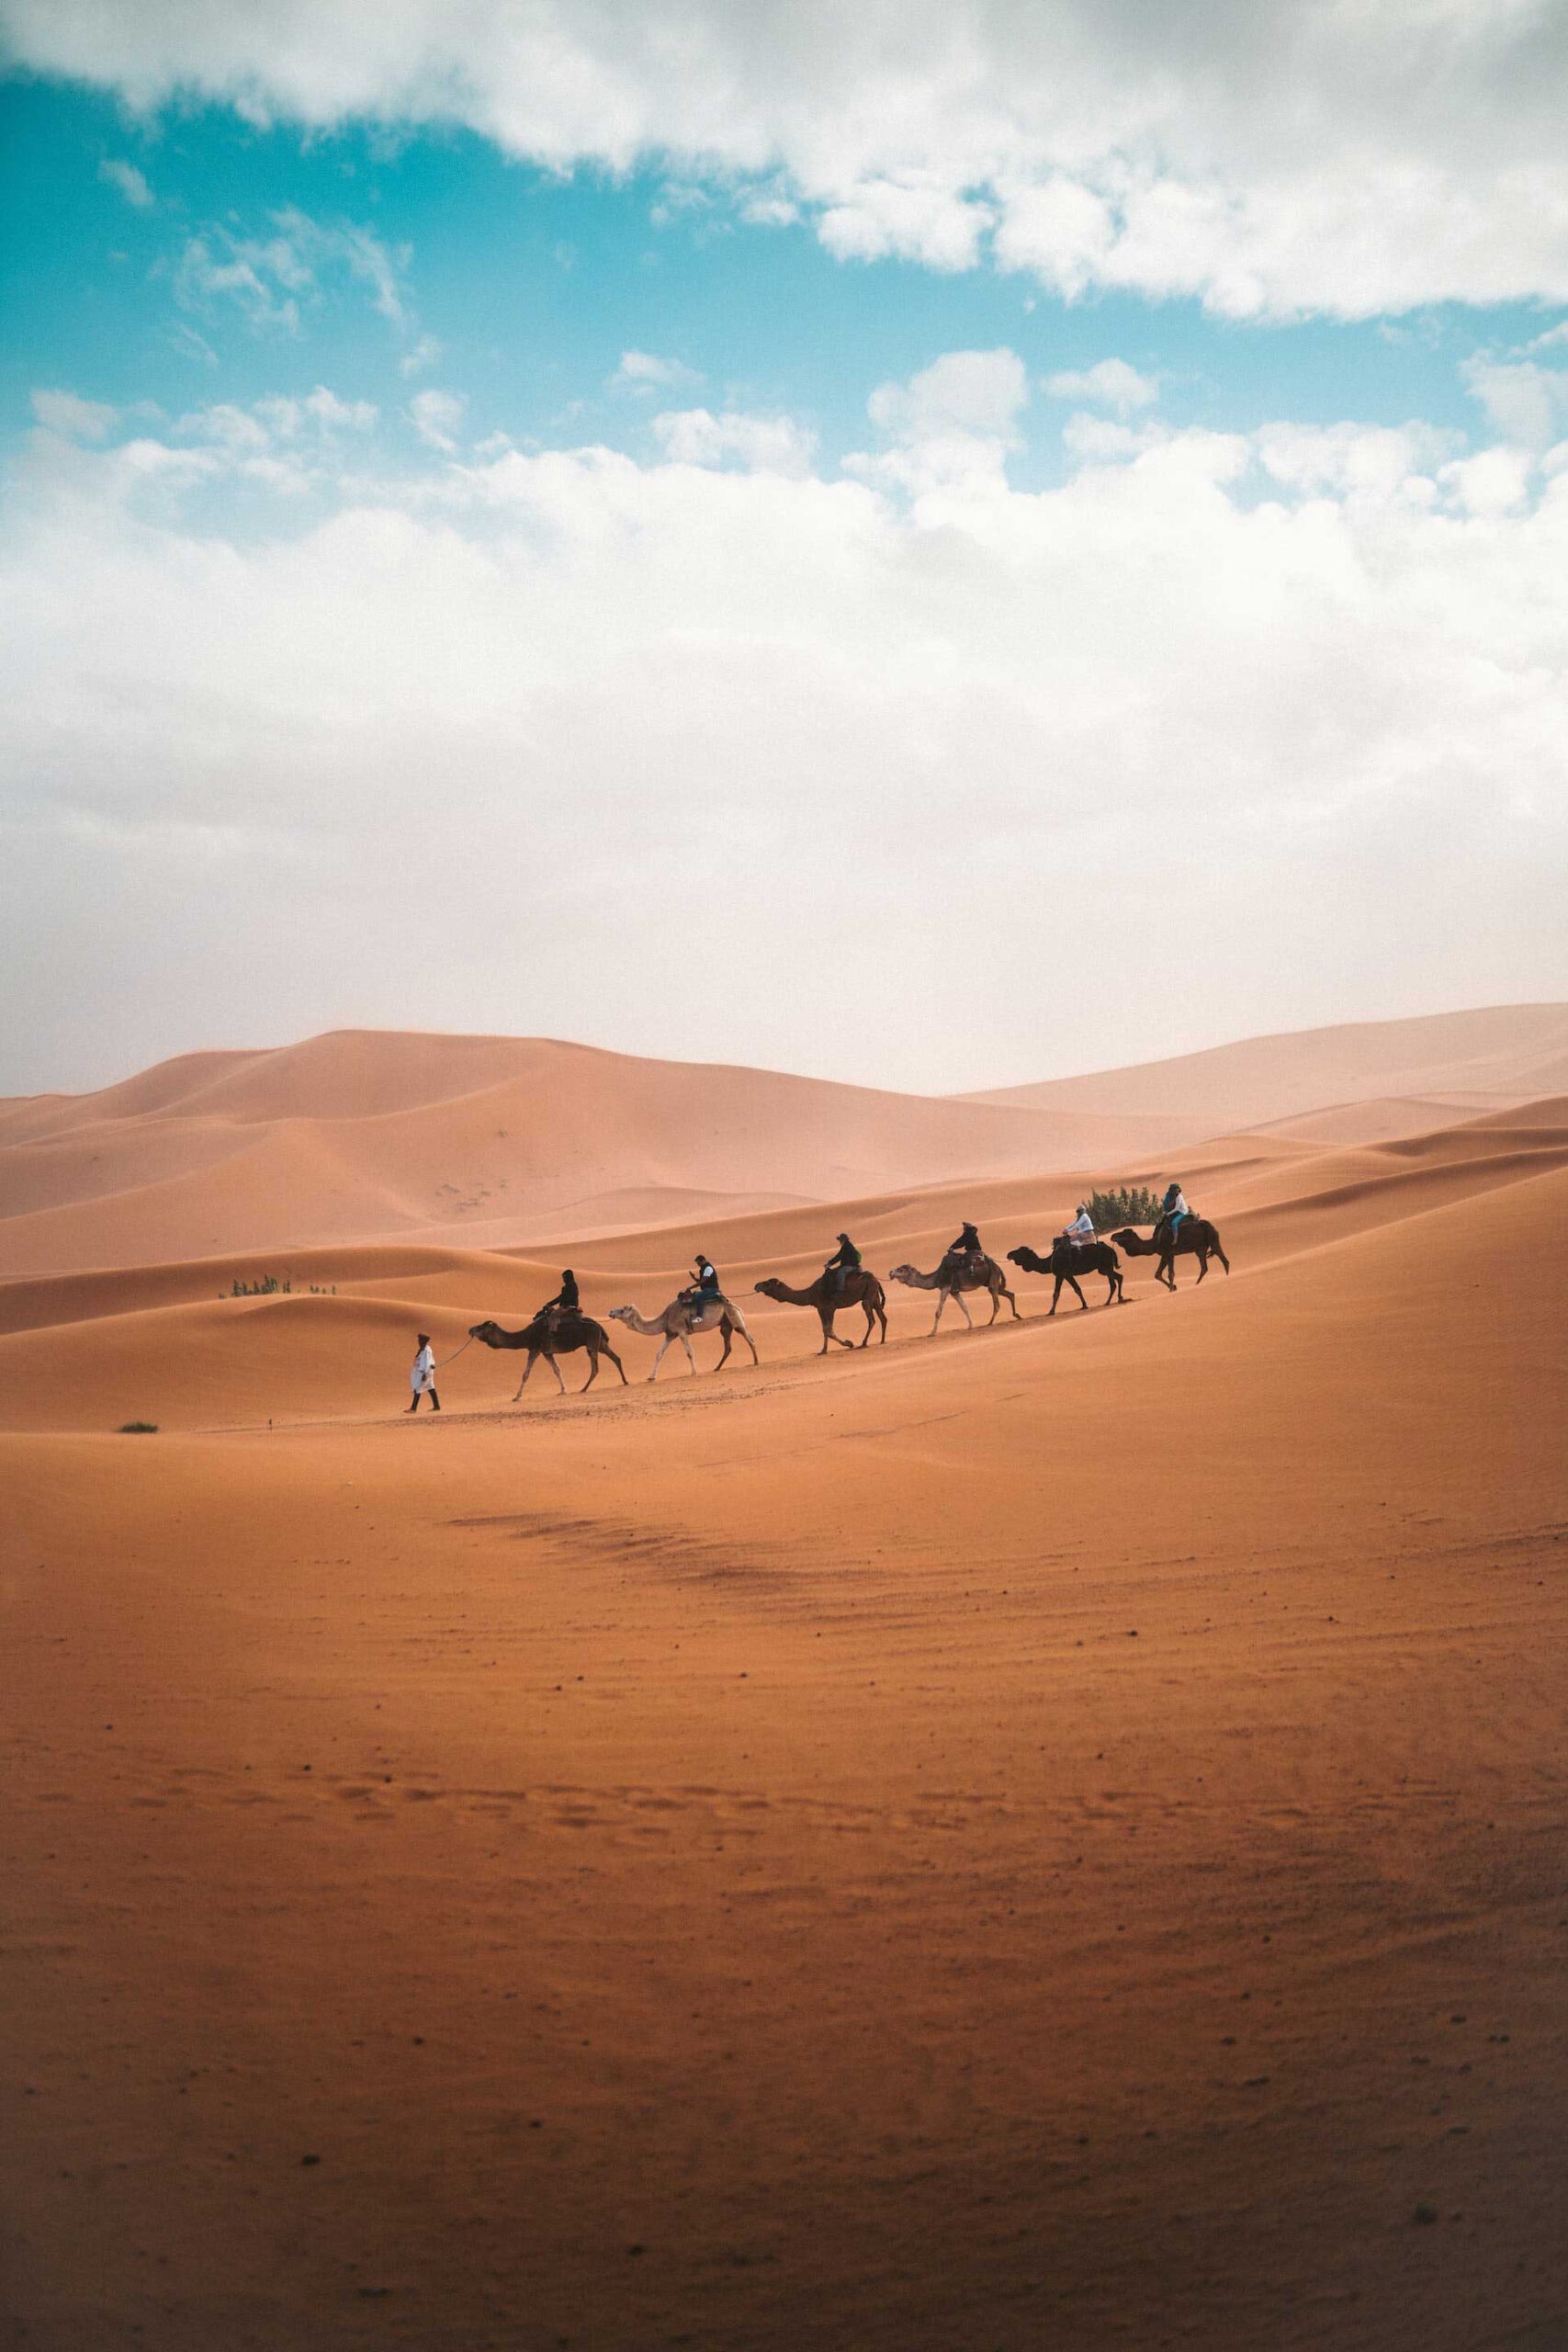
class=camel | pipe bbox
[887,1252,1021,1335]
[468,1313,628,1398]
[1110,1218,1231,1292]
[754,1268,888,1353]
[1009,1240,1125,1315]
[606,1293,760,1381]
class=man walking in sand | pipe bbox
[408,1332,440,1413]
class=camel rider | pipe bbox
[947,1221,983,1268]
[540,1269,580,1326]
[679,1254,721,1319]
[824,1232,862,1295]
[1059,1203,1096,1255]
[1159,1182,1190,1244]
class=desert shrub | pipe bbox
[118,1420,158,1434]
[1086,1185,1162,1231]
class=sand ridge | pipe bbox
[3,1029,1566,2349]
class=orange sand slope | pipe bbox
[3,1077,1565,2348]
[0,1029,1200,1276]
[962,1000,1568,1127]
[6,1004,1562,1277]
[1,1091,1562,1434]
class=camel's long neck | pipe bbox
[625,1309,666,1335]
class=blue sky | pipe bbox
[1,6,1565,1096]
[4,76,1553,496]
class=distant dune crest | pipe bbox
[0,1006,1562,1277]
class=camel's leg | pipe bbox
[649,1331,672,1381]
[1066,1274,1086,1313]
[581,1350,599,1392]
[1049,1275,1063,1317]
[731,1314,760,1365]
[1005,1283,1021,1320]
[548,1352,567,1395]
[605,1345,628,1385]
[858,1305,874,1348]
[876,1304,887,1342]
[682,1332,698,1374]
[513,1351,537,1401]
[715,1323,733,1369]
[1195,1249,1209,1285]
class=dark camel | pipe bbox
[754,1269,889,1352]
[468,1313,628,1398]
[887,1253,1021,1334]
[1008,1240,1125,1315]
[1110,1219,1231,1292]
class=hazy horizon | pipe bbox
[6,993,1564,1109]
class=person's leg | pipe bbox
[407,1390,420,1411]
[430,1388,440,1411]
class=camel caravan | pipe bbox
[430,1184,1231,1405]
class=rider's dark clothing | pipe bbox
[693,1260,720,1295]
[825,1238,862,1273]
[949,1224,982,1258]
[542,1272,580,1315]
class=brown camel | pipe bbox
[606,1294,760,1380]
[754,1269,888,1352]
[887,1252,1021,1335]
[468,1313,627,1398]
[1008,1240,1125,1315]
[1110,1219,1231,1291]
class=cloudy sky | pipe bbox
[2,2,1565,1096]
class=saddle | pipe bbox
[942,1250,985,1281]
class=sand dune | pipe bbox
[3,1094,1562,1434]
[16,1005,1561,1281]
[0,1028,1207,1276]
[5,1031,1568,2348]
[4,1081,1565,2349]
[963,1000,1568,1125]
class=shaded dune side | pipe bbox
[0,1035,1199,1277]
[2,1100,1562,1433]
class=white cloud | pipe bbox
[409,388,467,450]
[613,350,700,395]
[818,178,993,272]
[11,3,1568,314]
[1060,412,1159,465]
[1438,446,1534,518]
[4,398,1563,1093]
[1462,356,1568,452]
[1255,421,1452,507]
[399,334,442,379]
[652,406,817,477]
[98,156,153,209]
[854,348,1028,494]
[174,208,412,339]
[1043,358,1157,413]
[30,388,118,441]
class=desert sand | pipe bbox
[3,1011,1566,2350]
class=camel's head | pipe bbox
[1006,1247,1035,1270]
[1108,1229,1137,1250]
[886,1263,919,1287]
[468,1319,502,1344]
[605,1305,635,1326]
[754,1278,788,1301]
